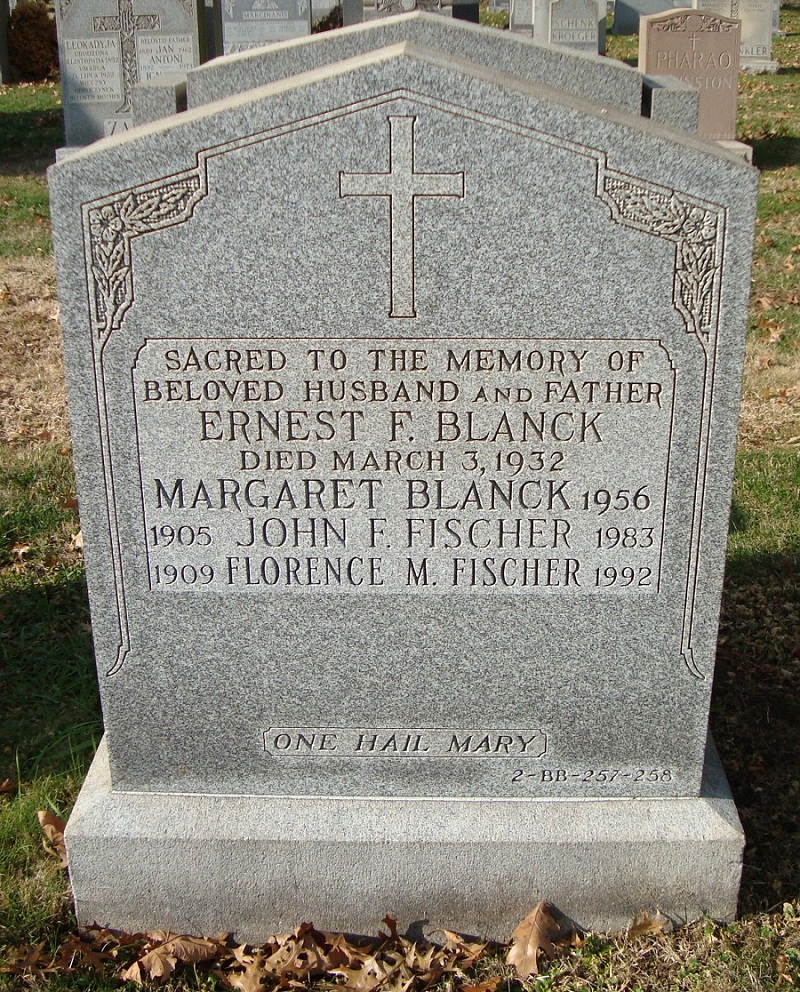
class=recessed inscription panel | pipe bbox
[137,34,195,79]
[132,335,674,594]
[263,727,549,758]
[62,37,122,104]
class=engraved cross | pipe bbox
[339,115,465,318]
[93,0,160,114]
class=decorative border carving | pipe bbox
[83,172,206,675]
[598,175,725,680]
[651,11,739,32]
[79,90,725,679]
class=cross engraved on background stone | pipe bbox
[93,0,160,114]
[339,115,464,318]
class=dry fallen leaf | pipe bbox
[0,943,52,979]
[626,908,670,937]
[0,283,20,306]
[55,935,116,975]
[225,954,267,992]
[462,979,500,992]
[37,810,68,868]
[11,542,31,561]
[507,901,572,978]
[71,530,84,550]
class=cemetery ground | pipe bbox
[1,12,799,988]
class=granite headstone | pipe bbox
[640,9,739,139]
[51,34,755,939]
[641,73,700,131]
[185,13,642,114]
[534,0,601,51]
[219,0,310,53]
[54,0,206,145]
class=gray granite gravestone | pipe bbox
[219,0,310,53]
[612,0,676,33]
[51,37,755,940]
[534,0,601,51]
[695,0,778,69]
[640,9,739,139]
[54,0,206,145]
[186,13,642,114]
[641,73,699,131]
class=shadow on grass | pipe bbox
[751,136,800,171]
[0,105,63,171]
[0,571,101,784]
[712,546,800,915]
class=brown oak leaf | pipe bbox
[37,810,68,867]
[225,955,268,992]
[55,935,115,974]
[462,979,500,992]
[626,909,670,937]
[507,901,571,978]
[0,942,53,978]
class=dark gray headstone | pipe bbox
[612,0,675,33]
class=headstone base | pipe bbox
[717,139,754,163]
[66,738,743,940]
[741,58,779,72]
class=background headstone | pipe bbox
[185,14,642,113]
[772,0,782,34]
[735,0,778,67]
[509,0,534,32]
[364,0,446,20]
[131,70,187,123]
[695,0,778,69]
[51,33,756,939]
[54,0,206,145]
[613,0,676,34]
[342,0,363,23]
[639,9,739,139]
[534,0,601,51]
[641,73,699,131]
[220,0,310,53]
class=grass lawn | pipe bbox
[1,8,799,989]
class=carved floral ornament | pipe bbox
[653,11,738,33]
[87,176,204,341]
[376,0,442,12]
